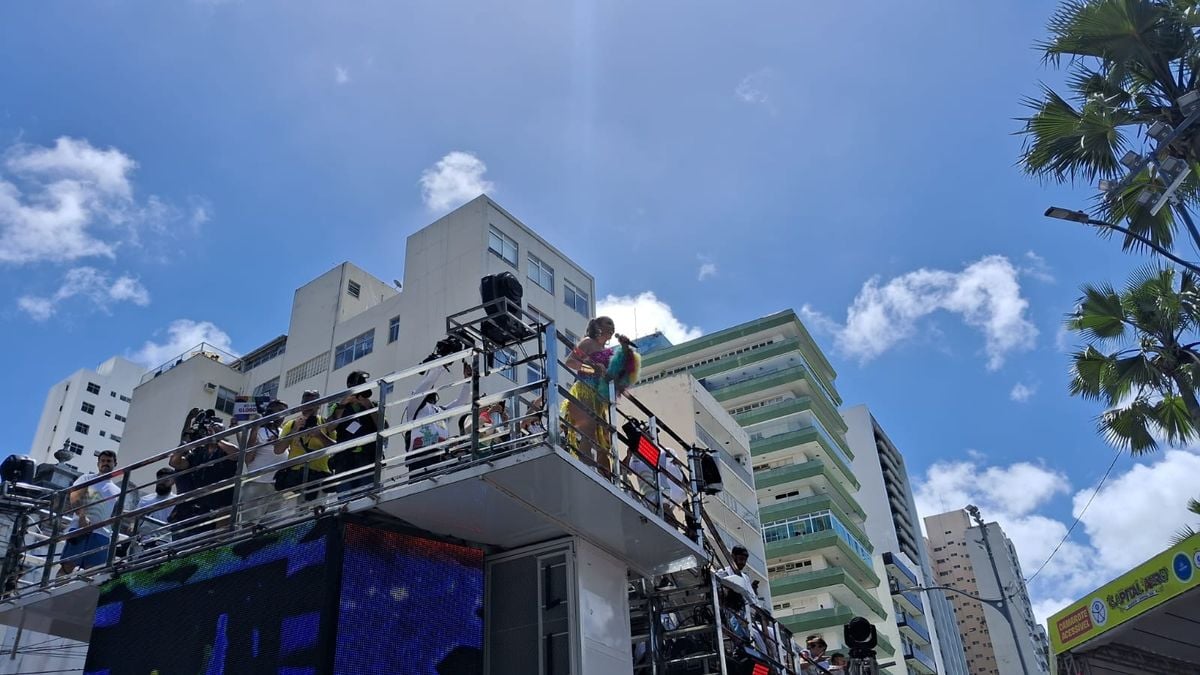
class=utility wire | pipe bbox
[1024,446,1124,586]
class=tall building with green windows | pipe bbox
[638,310,892,658]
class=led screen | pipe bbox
[84,520,334,675]
[333,524,484,674]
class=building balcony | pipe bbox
[733,391,849,452]
[775,604,855,636]
[760,496,871,557]
[904,641,937,674]
[751,421,858,490]
[754,459,867,522]
[763,516,879,587]
[769,566,887,620]
[882,551,918,587]
[896,609,931,645]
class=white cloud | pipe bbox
[697,255,717,281]
[735,68,773,106]
[596,291,702,344]
[419,151,494,213]
[914,450,1200,626]
[335,66,350,84]
[1010,382,1036,403]
[1020,251,1055,283]
[802,255,1037,370]
[130,319,237,368]
[0,137,195,265]
[17,266,149,321]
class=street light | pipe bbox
[1043,206,1200,275]
[967,505,1031,675]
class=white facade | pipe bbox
[843,405,967,675]
[121,196,595,467]
[925,510,1047,675]
[624,374,768,594]
[27,356,144,467]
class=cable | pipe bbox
[1024,446,1124,586]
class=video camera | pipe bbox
[182,408,223,442]
[435,334,467,358]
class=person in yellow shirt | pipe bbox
[276,390,335,502]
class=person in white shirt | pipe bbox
[240,399,289,521]
[59,451,122,575]
[404,356,472,475]
[135,467,176,541]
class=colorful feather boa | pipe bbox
[606,344,641,395]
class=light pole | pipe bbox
[1044,206,1200,275]
[966,505,1030,675]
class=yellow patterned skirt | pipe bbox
[559,379,612,453]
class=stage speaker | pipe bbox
[480,272,534,348]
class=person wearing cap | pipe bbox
[277,390,335,501]
[240,399,289,521]
[329,370,380,494]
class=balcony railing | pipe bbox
[761,509,872,567]
[897,608,931,644]
[139,342,240,383]
[3,304,706,599]
[904,640,937,673]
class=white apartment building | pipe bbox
[638,312,888,657]
[625,374,769,595]
[843,405,968,675]
[27,356,144,466]
[120,195,595,467]
[925,509,1047,675]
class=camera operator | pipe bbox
[169,408,240,534]
[403,336,473,475]
[276,391,336,502]
[329,371,380,495]
[241,399,289,520]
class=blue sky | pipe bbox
[2,1,1196,623]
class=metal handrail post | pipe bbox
[710,572,730,675]
[608,381,622,482]
[229,424,251,529]
[104,470,133,566]
[647,416,664,517]
[374,377,388,490]
[545,324,561,450]
[470,351,481,458]
[39,492,65,587]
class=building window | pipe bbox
[488,225,518,267]
[253,377,279,401]
[215,387,239,415]
[334,330,375,370]
[496,348,517,381]
[347,280,361,298]
[527,253,554,293]
[86,382,101,395]
[110,391,116,398]
[388,316,400,343]
[111,434,122,443]
[527,359,545,384]
[285,351,330,387]
[114,414,127,423]
[67,441,84,455]
[99,430,107,437]
[80,402,95,415]
[564,281,589,316]
[563,330,579,359]
[104,410,112,417]
[241,341,286,372]
[75,422,90,435]
[119,395,131,403]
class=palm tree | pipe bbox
[1067,265,1200,451]
[1019,0,1200,254]
[1172,497,1200,544]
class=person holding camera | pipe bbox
[404,337,473,475]
[276,390,335,502]
[329,371,380,494]
[169,408,240,534]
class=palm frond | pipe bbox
[1098,398,1161,452]
[1019,85,1136,183]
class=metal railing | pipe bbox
[139,342,240,383]
[2,303,707,599]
